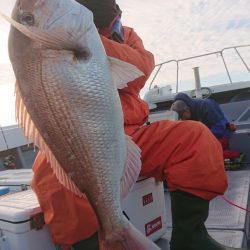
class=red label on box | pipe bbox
[142,193,153,206]
[145,216,162,236]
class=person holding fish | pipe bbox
[23,0,240,250]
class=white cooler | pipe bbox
[0,169,33,192]
[0,170,167,247]
[122,177,167,241]
[0,190,55,250]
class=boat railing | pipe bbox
[149,44,250,92]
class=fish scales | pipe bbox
[36,50,125,220]
[15,35,127,230]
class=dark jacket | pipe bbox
[174,93,232,138]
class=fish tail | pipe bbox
[99,221,160,250]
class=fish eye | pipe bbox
[20,12,35,26]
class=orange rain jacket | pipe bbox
[31,27,228,246]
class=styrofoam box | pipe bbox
[0,169,33,192]
[122,177,167,241]
[0,190,55,250]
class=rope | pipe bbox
[220,195,250,213]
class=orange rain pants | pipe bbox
[32,154,99,245]
[131,120,228,200]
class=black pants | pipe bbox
[170,191,245,250]
[72,232,99,250]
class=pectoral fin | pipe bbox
[108,57,144,89]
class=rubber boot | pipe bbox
[170,191,246,250]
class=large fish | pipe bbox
[1,0,160,249]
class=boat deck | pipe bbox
[156,166,250,249]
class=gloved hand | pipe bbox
[109,15,124,43]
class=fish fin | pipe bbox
[108,57,144,89]
[15,83,85,198]
[120,136,141,200]
[0,12,77,50]
[99,221,161,250]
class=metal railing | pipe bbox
[149,44,250,92]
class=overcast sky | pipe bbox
[1,1,250,63]
[118,0,250,90]
[0,0,250,125]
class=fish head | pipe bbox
[6,0,96,59]
[11,0,93,30]
[8,0,58,59]
[11,0,57,27]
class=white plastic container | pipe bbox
[0,190,55,250]
[122,177,167,241]
[148,110,178,123]
[0,169,33,192]
[0,170,167,246]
